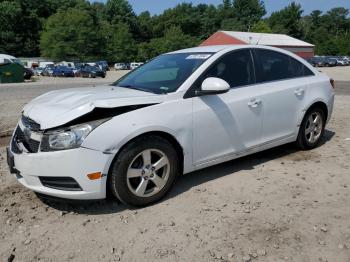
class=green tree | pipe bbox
[251,20,272,33]
[220,18,245,31]
[104,0,134,24]
[137,26,199,61]
[136,11,153,42]
[232,0,266,31]
[40,8,103,60]
[0,1,22,55]
[103,22,135,62]
[269,2,303,38]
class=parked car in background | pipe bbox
[39,62,54,69]
[41,66,54,76]
[53,66,75,77]
[306,57,325,67]
[23,67,34,80]
[6,45,335,206]
[130,62,144,70]
[57,61,75,68]
[334,57,348,66]
[81,64,106,78]
[324,57,337,67]
[114,63,129,70]
[0,54,23,65]
[34,67,44,76]
[342,56,350,64]
[96,61,109,71]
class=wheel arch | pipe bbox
[305,101,329,121]
[299,100,329,126]
[107,130,184,178]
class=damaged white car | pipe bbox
[7,45,335,206]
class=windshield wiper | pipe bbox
[118,84,156,94]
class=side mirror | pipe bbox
[195,77,230,96]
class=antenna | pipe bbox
[256,33,263,45]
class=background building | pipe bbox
[200,31,315,58]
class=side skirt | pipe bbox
[188,135,296,173]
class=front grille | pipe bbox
[21,115,41,131]
[39,177,82,191]
[11,126,40,153]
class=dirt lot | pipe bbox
[319,66,350,81]
[0,91,350,261]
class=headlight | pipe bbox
[41,119,109,151]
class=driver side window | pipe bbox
[187,49,255,98]
[203,49,255,88]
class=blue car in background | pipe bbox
[52,66,75,77]
[96,61,109,71]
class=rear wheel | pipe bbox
[109,136,179,206]
[296,107,326,150]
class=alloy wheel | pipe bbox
[126,149,170,197]
[305,112,323,143]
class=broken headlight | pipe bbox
[41,119,109,151]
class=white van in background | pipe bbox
[130,62,144,70]
[0,54,23,65]
[39,62,54,68]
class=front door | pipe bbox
[191,49,263,165]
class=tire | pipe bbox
[296,107,326,150]
[108,135,179,207]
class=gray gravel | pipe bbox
[1,95,350,261]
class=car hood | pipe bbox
[23,85,166,129]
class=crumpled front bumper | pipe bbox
[6,145,113,200]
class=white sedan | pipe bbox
[7,45,335,206]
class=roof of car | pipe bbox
[168,45,241,54]
[0,54,17,59]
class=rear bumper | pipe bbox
[7,146,113,200]
[326,93,335,124]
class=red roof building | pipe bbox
[200,31,315,58]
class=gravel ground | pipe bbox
[319,66,350,81]
[0,94,350,261]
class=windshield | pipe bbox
[114,53,213,94]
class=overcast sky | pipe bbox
[104,0,350,15]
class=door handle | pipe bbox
[294,88,304,96]
[248,98,262,107]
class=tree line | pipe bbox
[1,0,349,62]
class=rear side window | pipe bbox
[253,49,314,83]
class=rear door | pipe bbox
[252,49,315,144]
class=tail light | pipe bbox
[330,78,335,89]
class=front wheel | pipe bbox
[108,136,179,206]
[296,107,326,150]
